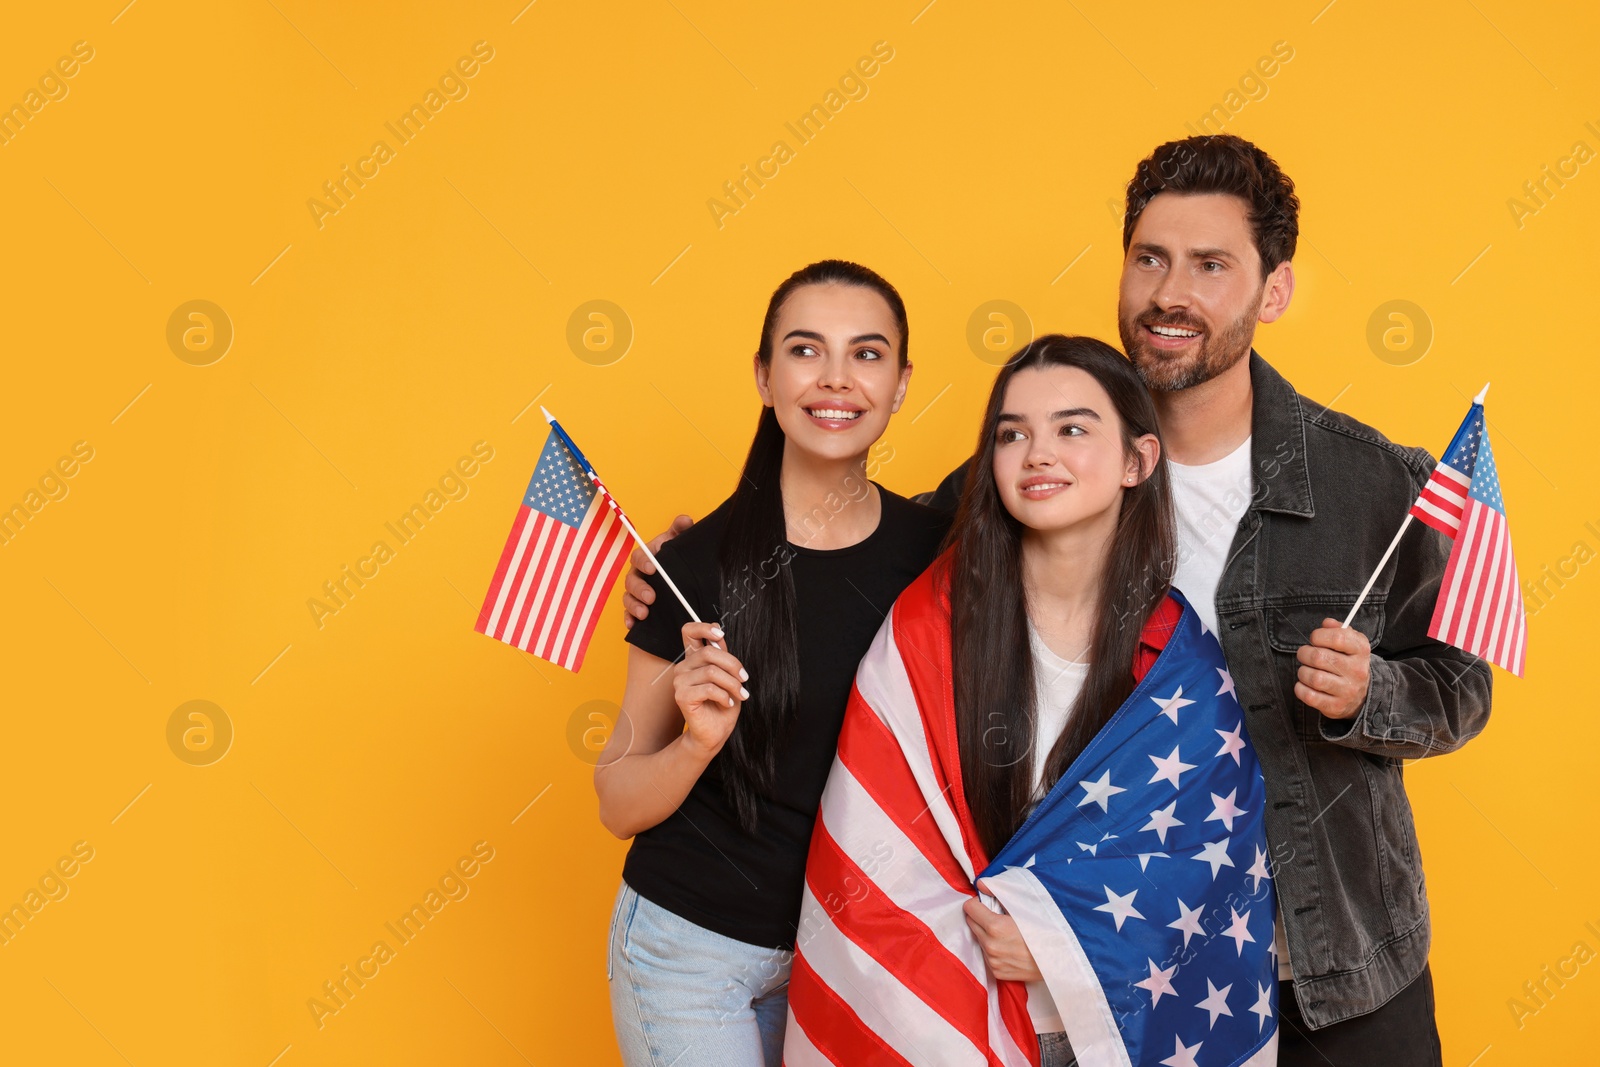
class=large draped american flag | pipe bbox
[785,566,1279,1067]
[1407,393,1526,676]
[474,409,630,671]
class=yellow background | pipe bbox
[2,1,1596,1063]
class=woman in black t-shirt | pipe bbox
[594,260,948,1067]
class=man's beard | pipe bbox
[1118,298,1258,394]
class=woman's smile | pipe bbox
[802,401,865,429]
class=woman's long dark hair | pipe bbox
[716,259,909,833]
[948,335,1176,857]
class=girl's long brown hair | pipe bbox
[947,335,1176,857]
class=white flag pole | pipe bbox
[1340,382,1490,629]
[542,407,704,625]
[1341,516,1412,628]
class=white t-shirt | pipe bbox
[1169,436,1292,980]
[1023,623,1089,1032]
[1028,623,1090,801]
[1169,436,1253,636]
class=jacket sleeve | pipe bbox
[1320,448,1494,758]
[913,460,970,516]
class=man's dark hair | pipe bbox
[1122,134,1299,280]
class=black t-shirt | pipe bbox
[622,485,950,949]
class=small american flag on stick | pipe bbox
[475,408,696,671]
[1413,388,1526,676]
[1343,384,1525,676]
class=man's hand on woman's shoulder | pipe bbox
[622,514,694,629]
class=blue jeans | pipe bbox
[608,881,792,1066]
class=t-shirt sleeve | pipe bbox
[623,539,700,665]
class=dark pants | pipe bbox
[1278,963,1443,1066]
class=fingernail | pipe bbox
[739,687,750,700]
[739,668,749,682]
[711,626,724,639]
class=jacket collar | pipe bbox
[1247,350,1315,518]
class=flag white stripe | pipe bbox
[1499,526,1523,669]
[485,510,538,637]
[1498,530,1526,674]
[780,1013,834,1066]
[813,760,987,986]
[520,507,594,649]
[1452,508,1484,646]
[1426,476,1468,506]
[1436,504,1483,643]
[1467,513,1506,654]
[549,515,627,669]
[853,615,977,884]
[1412,496,1461,532]
[1509,582,1528,674]
[538,504,618,661]
[798,909,994,1067]
[503,518,564,644]
[1465,505,1497,646]
[1434,464,1471,490]
[1483,518,1513,665]
[983,866,1132,1067]
[513,519,572,650]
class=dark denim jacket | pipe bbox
[926,352,1493,1028]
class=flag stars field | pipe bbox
[1223,907,1257,955]
[1215,722,1247,764]
[1149,745,1197,789]
[1168,898,1208,948]
[1250,983,1275,1033]
[1193,838,1236,879]
[1196,979,1235,1028]
[1246,846,1273,892]
[1152,686,1196,724]
[1141,800,1184,843]
[1093,886,1146,931]
[1077,768,1127,812]
[1135,958,1179,1007]
[1160,1035,1204,1067]
[1205,788,1249,832]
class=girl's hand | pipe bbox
[964,882,1043,983]
[673,621,748,759]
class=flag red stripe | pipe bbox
[558,533,629,671]
[805,821,1004,1066]
[1493,523,1520,667]
[536,509,615,662]
[1445,507,1485,645]
[1464,511,1505,653]
[1420,482,1466,514]
[477,505,531,634]
[496,516,556,643]
[890,576,994,882]
[1409,503,1459,538]
[1493,522,1526,673]
[835,691,975,898]
[508,518,570,646]
[492,511,553,640]
[528,511,606,652]
[1437,504,1484,641]
[1509,583,1528,675]
[1477,516,1510,663]
[787,952,917,1067]
[549,520,629,669]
